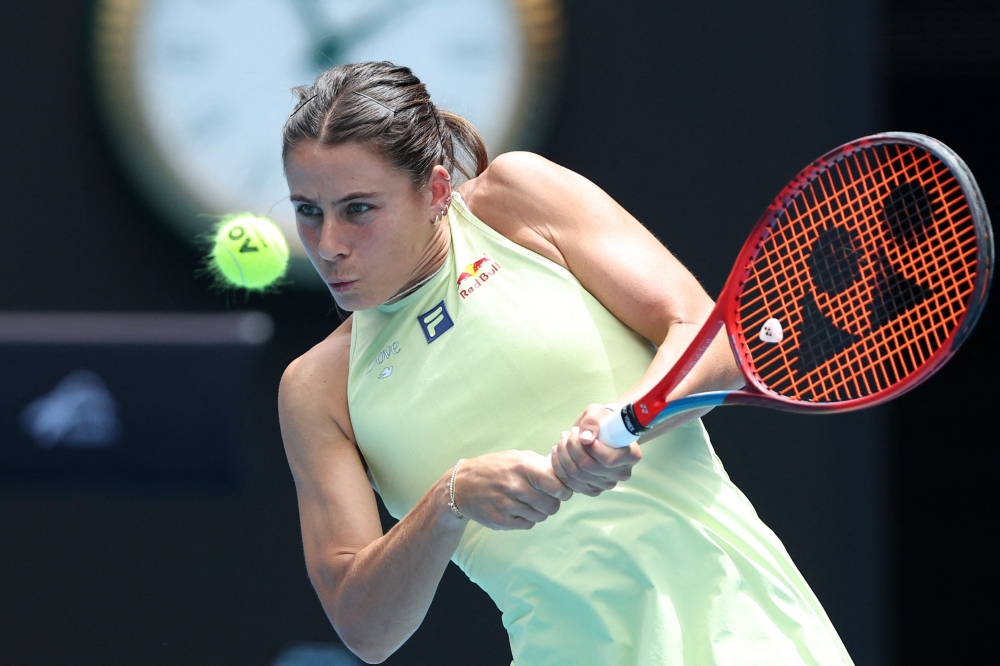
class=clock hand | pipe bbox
[290,0,419,71]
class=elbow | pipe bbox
[311,561,407,664]
[326,594,401,665]
[348,646,391,665]
[333,619,396,664]
[360,651,393,664]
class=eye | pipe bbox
[294,202,322,217]
[345,202,373,215]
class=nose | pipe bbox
[317,216,349,262]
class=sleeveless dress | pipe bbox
[347,193,854,666]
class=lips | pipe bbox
[327,278,357,294]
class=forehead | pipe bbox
[285,141,407,196]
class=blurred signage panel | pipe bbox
[0,312,272,488]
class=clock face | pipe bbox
[93,0,562,286]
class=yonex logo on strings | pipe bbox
[754,179,939,370]
[792,180,936,372]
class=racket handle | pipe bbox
[597,404,643,448]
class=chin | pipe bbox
[330,290,376,312]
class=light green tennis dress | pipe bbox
[347,193,854,666]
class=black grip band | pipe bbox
[620,404,647,436]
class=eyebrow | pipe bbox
[289,192,379,206]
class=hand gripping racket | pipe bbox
[599,132,994,448]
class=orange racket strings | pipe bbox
[736,143,980,404]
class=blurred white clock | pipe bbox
[92,0,562,286]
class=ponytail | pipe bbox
[440,110,489,182]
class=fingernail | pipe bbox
[580,430,595,443]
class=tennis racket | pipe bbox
[598,132,994,448]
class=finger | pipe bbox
[564,427,619,482]
[482,501,542,530]
[529,457,574,501]
[551,445,592,495]
[499,514,539,531]
[556,454,615,497]
[574,402,607,429]
[586,437,642,470]
[487,515,530,531]
[511,498,551,523]
[552,442,606,496]
[514,482,562,516]
[557,429,612,488]
[573,420,642,469]
[576,405,642,466]
[549,442,579,491]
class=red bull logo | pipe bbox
[457,255,502,299]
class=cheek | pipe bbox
[295,214,327,247]
[357,218,417,266]
[296,222,317,250]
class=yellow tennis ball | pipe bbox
[210,214,289,290]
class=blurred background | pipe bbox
[0,0,996,664]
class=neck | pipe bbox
[383,217,451,305]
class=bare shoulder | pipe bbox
[461,152,712,345]
[279,315,355,444]
[460,151,593,269]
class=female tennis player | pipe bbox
[278,61,854,665]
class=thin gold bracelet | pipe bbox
[448,459,466,520]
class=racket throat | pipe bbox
[636,315,726,428]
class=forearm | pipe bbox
[316,474,465,663]
[619,321,743,434]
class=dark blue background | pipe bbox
[0,344,253,486]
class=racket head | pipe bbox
[720,132,993,411]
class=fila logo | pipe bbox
[418,301,454,344]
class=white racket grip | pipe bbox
[597,404,640,449]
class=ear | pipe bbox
[426,165,453,210]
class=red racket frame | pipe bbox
[624,132,993,433]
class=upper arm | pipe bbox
[278,318,383,594]
[463,152,714,344]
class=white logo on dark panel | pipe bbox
[418,301,454,343]
[20,370,121,448]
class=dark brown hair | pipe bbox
[282,61,489,187]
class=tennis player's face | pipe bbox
[286,141,439,310]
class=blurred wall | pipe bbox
[4,1,993,665]
[884,0,1000,663]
